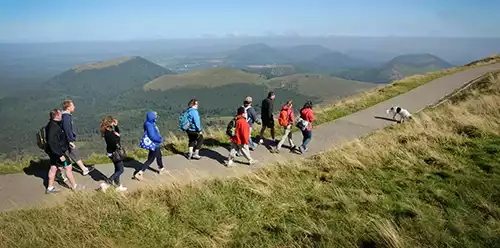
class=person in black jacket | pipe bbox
[259,91,276,144]
[99,116,127,192]
[45,109,82,194]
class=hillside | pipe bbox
[333,54,454,83]
[45,56,174,97]
[267,74,376,100]
[1,64,499,247]
[144,67,267,90]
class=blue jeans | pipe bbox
[248,126,256,148]
[301,130,312,149]
[108,160,124,185]
[141,148,163,171]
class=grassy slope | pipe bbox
[267,74,376,100]
[1,63,500,248]
[0,56,498,174]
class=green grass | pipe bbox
[1,64,500,248]
[0,55,498,175]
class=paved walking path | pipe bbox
[1,63,500,212]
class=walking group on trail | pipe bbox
[38,93,315,194]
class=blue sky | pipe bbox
[0,0,499,42]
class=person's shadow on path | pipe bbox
[164,138,230,165]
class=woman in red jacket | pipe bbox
[299,101,314,154]
[226,106,258,167]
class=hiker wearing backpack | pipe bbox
[259,91,276,145]
[242,96,260,150]
[99,116,127,192]
[61,100,94,176]
[134,111,165,181]
[225,106,258,167]
[274,100,297,153]
[298,101,314,154]
[37,126,67,183]
[181,99,204,160]
[44,109,84,193]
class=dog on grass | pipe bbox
[386,106,412,123]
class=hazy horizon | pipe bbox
[1,0,499,43]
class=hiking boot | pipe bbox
[45,187,60,194]
[225,160,234,167]
[159,168,167,175]
[192,151,201,160]
[134,171,144,181]
[115,185,128,192]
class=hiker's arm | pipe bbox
[61,115,75,142]
[146,124,163,143]
[193,111,201,131]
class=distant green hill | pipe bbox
[45,56,174,97]
[282,45,333,61]
[144,67,374,100]
[144,67,266,90]
[333,54,453,83]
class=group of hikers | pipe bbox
[41,92,315,194]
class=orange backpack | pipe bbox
[278,109,289,127]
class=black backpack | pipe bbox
[226,116,243,137]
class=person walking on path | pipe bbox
[226,107,258,167]
[60,100,94,176]
[298,101,314,154]
[274,100,297,153]
[242,96,260,150]
[45,109,84,193]
[185,99,204,160]
[134,111,165,181]
[99,116,127,192]
[259,91,276,145]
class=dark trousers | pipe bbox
[141,148,163,171]
[108,160,124,185]
[187,130,204,150]
[301,130,312,149]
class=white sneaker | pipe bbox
[225,160,234,167]
[100,182,110,192]
[72,184,86,190]
[115,185,128,192]
[82,168,90,176]
[159,168,167,175]
[259,139,264,144]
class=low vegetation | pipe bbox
[0,55,498,175]
[1,61,499,248]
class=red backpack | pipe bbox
[278,109,289,126]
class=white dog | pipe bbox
[386,106,412,123]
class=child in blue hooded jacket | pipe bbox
[134,111,165,180]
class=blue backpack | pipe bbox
[178,109,191,131]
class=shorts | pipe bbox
[65,146,81,163]
[49,155,70,167]
[262,118,274,128]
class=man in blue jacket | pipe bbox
[61,100,93,175]
[186,99,204,160]
[134,111,165,181]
